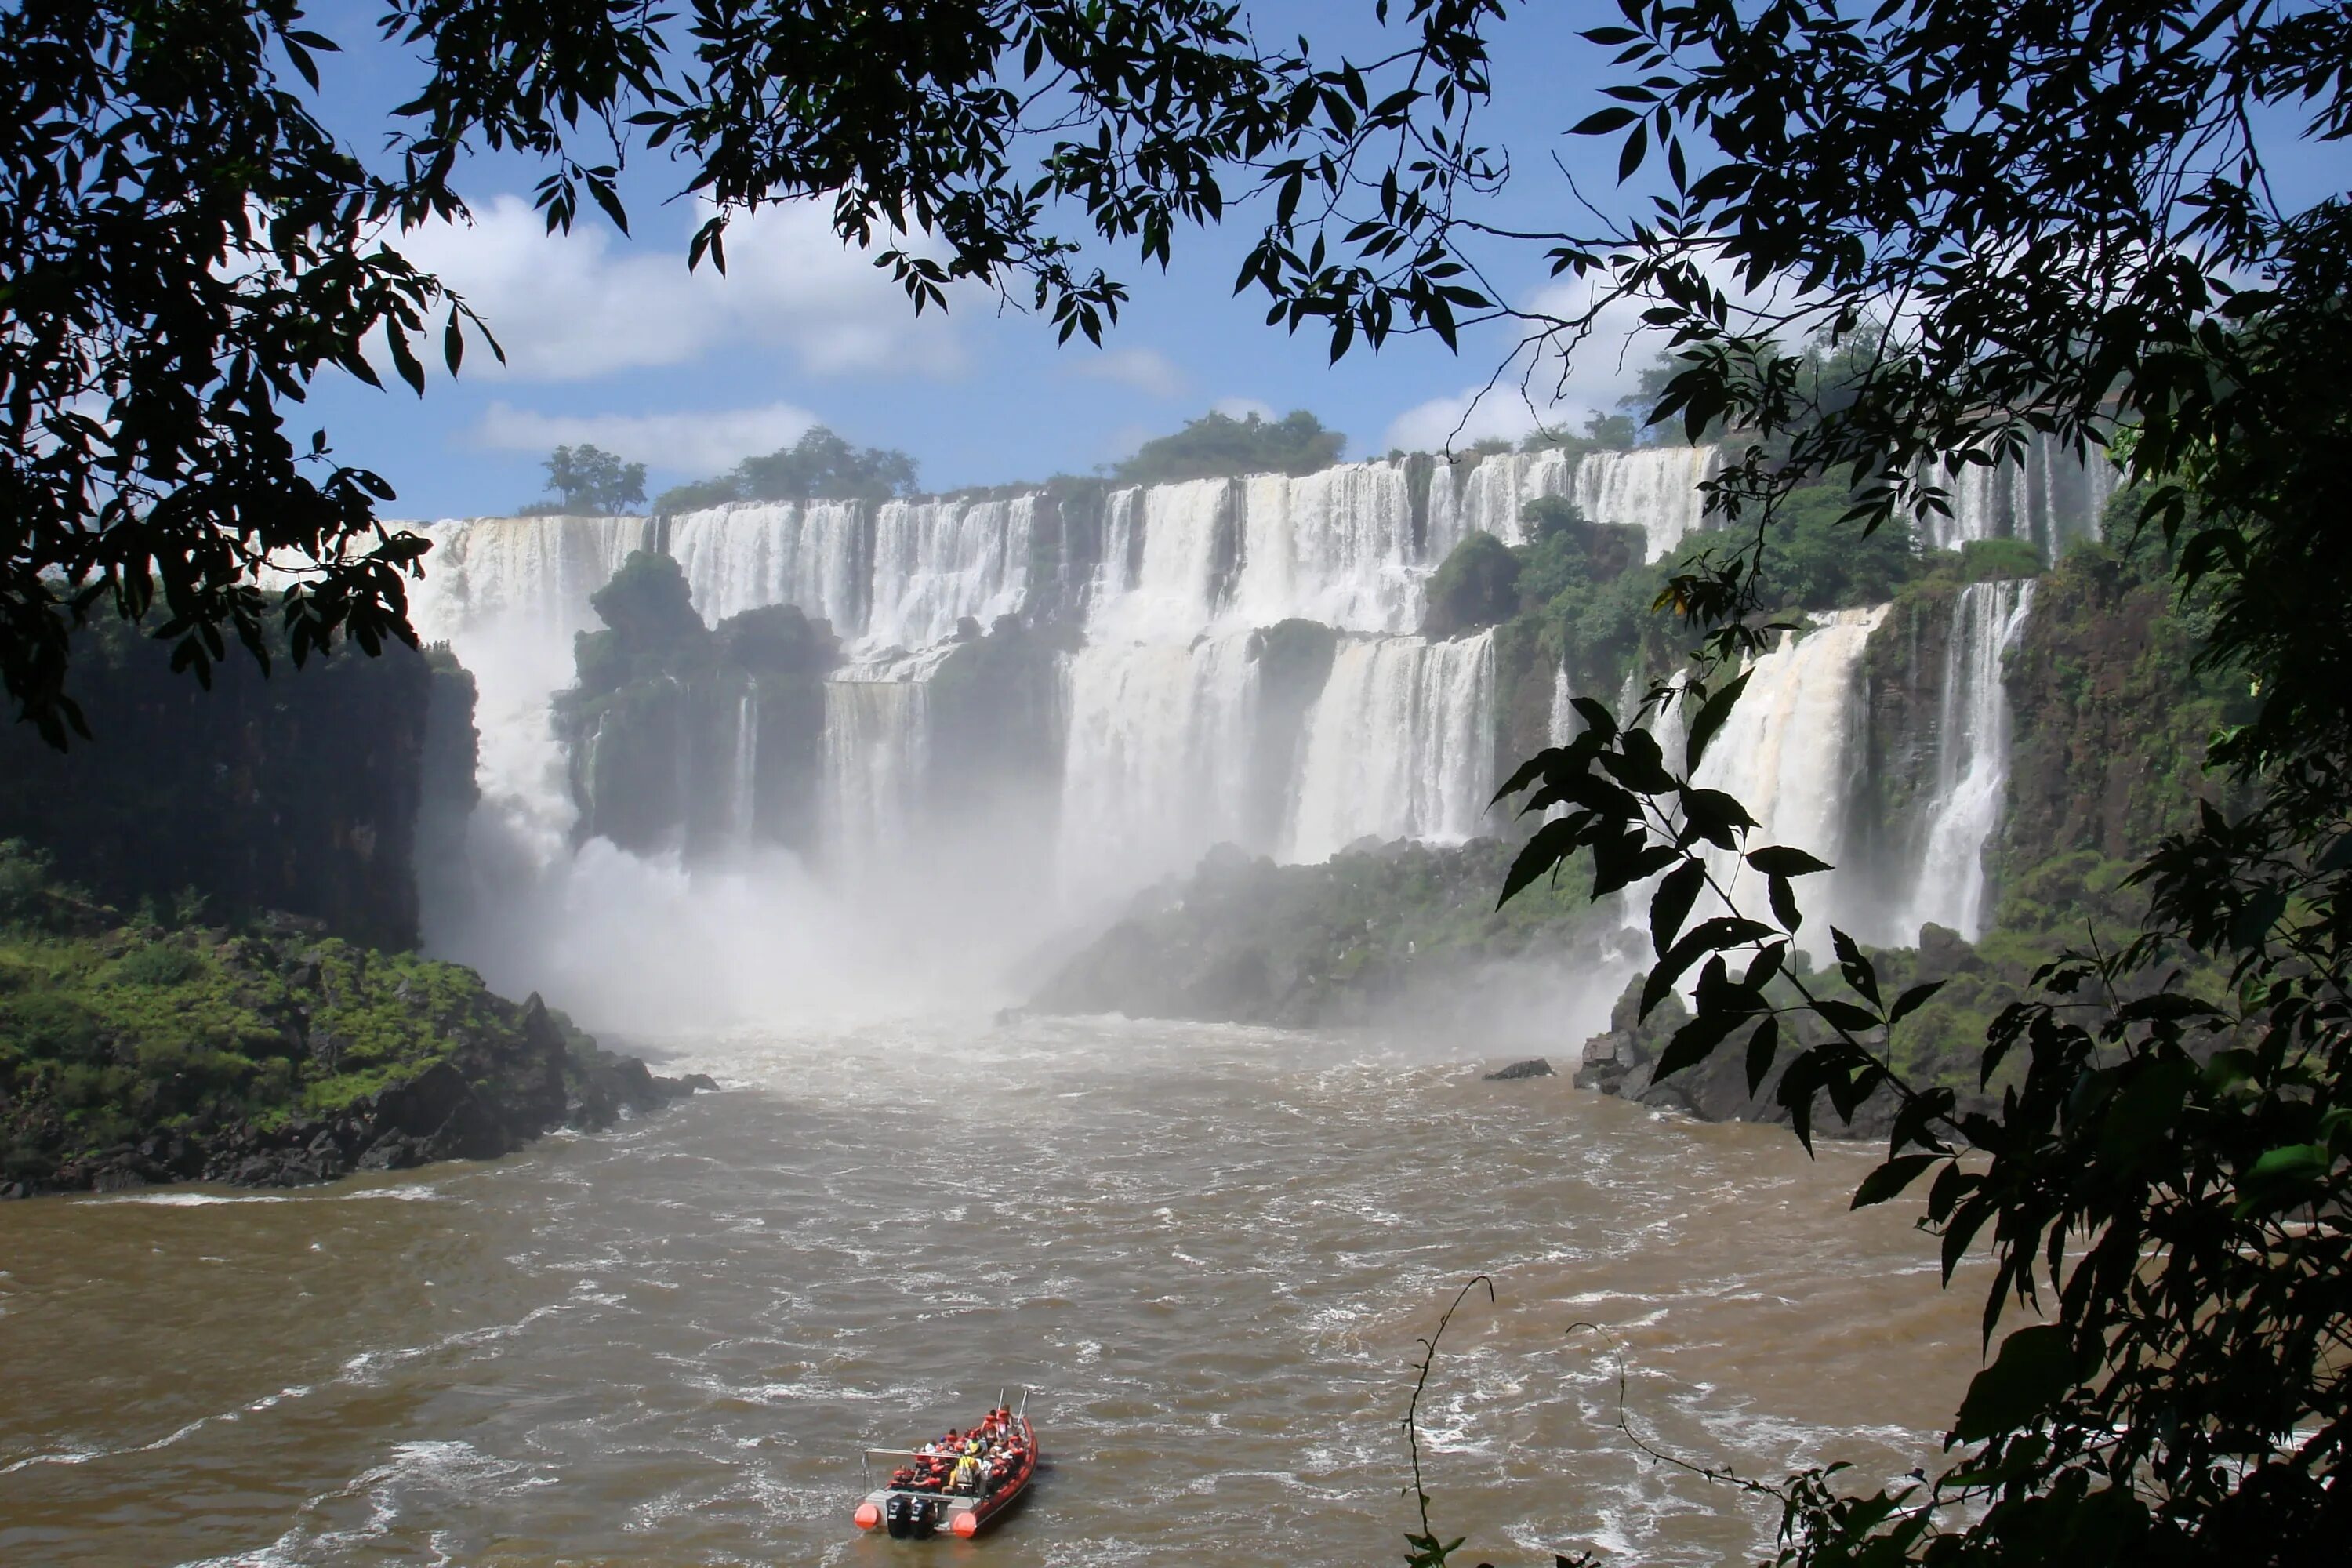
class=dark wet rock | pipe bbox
[1483,1058,1554,1081]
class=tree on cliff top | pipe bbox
[652,426,920,514]
[1111,408,1346,485]
[532,445,648,516]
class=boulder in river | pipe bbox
[1483,1058,1554,1081]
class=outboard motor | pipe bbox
[911,1497,938,1539]
[885,1494,912,1539]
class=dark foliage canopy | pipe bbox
[3,0,1504,742]
[1466,4,2352,1564]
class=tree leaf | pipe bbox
[1831,927,1879,1006]
[1649,858,1705,958]
[1851,1153,1940,1210]
[1744,1014,1780,1094]
[1746,844,1831,877]
[1888,979,1946,1025]
[1953,1325,2076,1442]
[1653,1006,1747,1082]
[1569,107,1640,136]
[1814,998,1882,1034]
[1684,670,1751,771]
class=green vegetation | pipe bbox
[526,444,647,515]
[0,844,500,1183]
[0,840,696,1196]
[1111,409,1345,485]
[1479,1,2352,1559]
[1419,530,1520,638]
[652,426,920,514]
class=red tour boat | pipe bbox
[853,1392,1037,1540]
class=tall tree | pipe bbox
[540,445,647,514]
[1428,5,2352,1563]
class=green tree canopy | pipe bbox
[1112,408,1345,485]
[652,426,920,514]
[535,445,647,515]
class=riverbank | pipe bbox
[0,844,708,1198]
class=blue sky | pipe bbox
[295,2,2348,519]
[297,2,1658,518]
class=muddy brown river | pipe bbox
[0,1014,1984,1566]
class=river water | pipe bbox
[0,1014,1983,1566]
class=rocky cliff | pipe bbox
[1029,836,1625,1033]
[0,619,476,950]
[554,550,840,856]
[0,846,709,1198]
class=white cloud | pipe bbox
[1381,272,1693,454]
[397,195,967,383]
[1064,346,1185,398]
[472,401,820,476]
[1210,395,1277,422]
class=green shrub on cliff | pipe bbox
[651,426,920,514]
[1112,409,1345,485]
[1421,531,1522,638]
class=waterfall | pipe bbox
[1570,446,1722,561]
[1420,445,1721,563]
[1547,659,1576,746]
[1924,434,2115,561]
[1056,634,1264,898]
[864,495,1034,651]
[407,514,656,862]
[1693,606,1890,952]
[1087,478,1234,641]
[668,499,867,635]
[408,430,2064,1018]
[730,686,760,847]
[1229,462,1424,633]
[1896,582,2035,941]
[1284,632,1497,862]
[1426,449,1571,554]
[820,655,938,879]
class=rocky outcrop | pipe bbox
[0,887,710,1199]
[554,550,839,856]
[1030,837,1622,1030]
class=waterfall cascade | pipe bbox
[668,499,866,634]
[1923,433,2115,557]
[1694,607,1890,953]
[1285,633,1497,863]
[1893,581,2036,942]
[408,514,659,862]
[1424,445,1721,561]
[408,437,2059,986]
[729,688,759,847]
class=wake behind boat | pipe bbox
[854,1394,1038,1540]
